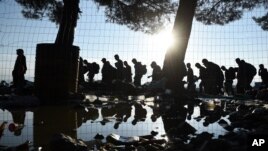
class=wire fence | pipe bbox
[0,1,267,86]
[1,0,267,149]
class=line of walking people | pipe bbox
[79,54,162,87]
[79,55,268,95]
[187,58,268,95]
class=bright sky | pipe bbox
[0,0,267,84]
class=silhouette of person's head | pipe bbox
[16,49,24,55]
[132,58,137,64]
[114,54,119,61]
[114,122,120,129]
[186,63,191,68]
[132,119,138,125]
[203,121,209,127]
[101,58,106,63]
[151,115,157,122]
[235,58,241,64]
[259,64,264,69]
[83,60,88,64]
[195,63,201,69]
[221,66,226,71]
[202,59,209,67]
[151,61,157,68]
[124,61,128,66]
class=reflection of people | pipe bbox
[115,103,132,123]
[76,107,99,128]
[132,103,147,125]
[0,121,8,139]
[12,49,27,91]
[150,103,161,122]
[101,105,116,117]
[9,110,26,136]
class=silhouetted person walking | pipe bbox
[195,63,208,93]
[243,60,256,90]
[258,64,268,87]
[83,60,90,82]
[186,63,195,91]
[101,58,108,83]
[12,49,27,91]
[235,58,245,93]
[148,61,162,82]
[235,58,256,93]
[101,58,116,84]
[123,61,132,83]
[132,58,144,86]
[202,59,224,95]
[114,54,124,80]
[78,57,86,85]
[221,66,236,95]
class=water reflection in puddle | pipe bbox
[0,96,236,149]
[0,103,166,149]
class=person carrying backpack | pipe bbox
[132,58,146,86]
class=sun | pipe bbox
[148,29,175,66]
[152,30,175,51]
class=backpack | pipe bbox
[141,65,147,75]
[93,63,100,74]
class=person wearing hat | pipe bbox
[12,49,27,91]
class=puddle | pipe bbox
[1,96,265,150]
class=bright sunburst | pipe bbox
[152,30,175,51]
[147,29,175,66]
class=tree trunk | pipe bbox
[162,0,197,91]
[34,0,80,101]
[55,0,80,47]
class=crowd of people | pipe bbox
[191,58,268,95]
[79,54,268,96]
[10,49,268,96]
[78,54,153,87]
